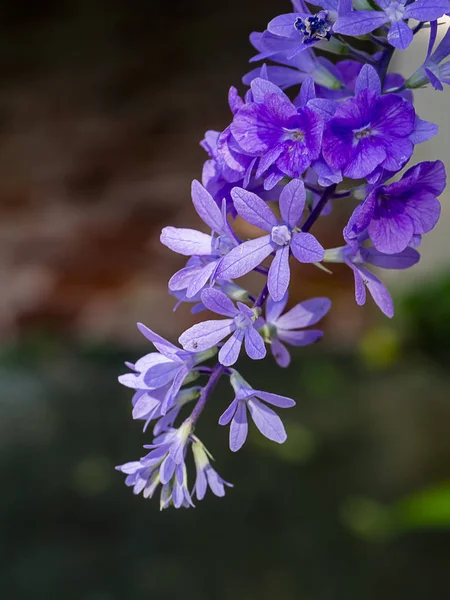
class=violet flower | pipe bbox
[263,293,331,367]
[231,78,324,182]
[334,0,450,50]
[192,438,233,500]
[322,65,418,180]
[216,180,324,301]
[344,161,446,254]
[179,288,266,366]
[324,241,420,317]
[219,371,296,451]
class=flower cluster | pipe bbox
[117,1,448,508]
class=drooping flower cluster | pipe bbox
[117,1,448,508]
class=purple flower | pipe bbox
[334,0,450,50]
[324,241,420,317]
[263,2,341,59]
[131,386,201,434]
[344,161,446,254]
[216,180,324,301]
[161,180,238,298]
[192,438,233,500]
[244,42,343,92]
[231,78,324,181]
[408,25,450,90]
[119,323,216,414]
[179,288,266,366]
[263,293,331,367]
[116,422,194,509]
[322,65,416,180]
[218,371,295,451]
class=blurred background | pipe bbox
[1,1,450,598]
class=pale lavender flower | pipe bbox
[161,180,238,298]
[344,161,446,254]
[179,288,266,366]
[116,422,195,509]
[263,293,331,367]
[216,180,324,301]
[119,323,215,414]
[192,438,233,500]
[334,0,450,50]
[218,371,295,451]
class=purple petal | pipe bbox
[219,398,239,426]
[231,187,278,232]
[275,297,331,329]
[247,398,287,444]
[244,327,267,361]
[186,260,219,298]
[179,319,235,352]
[355,64,382,95]
[136,323,180,357]
[270,338,291,368]
[200,288,238,317]
[298,76,316,106]
[254,390,296,408]
[191,180,224,233]
[362,246,420,270]
[132,393,160,420]
[387,18,413,51]
[368,209,414,254]
[405,1,450,22]
[334,11,388,37]
[250,77,290,102]
[160,227,213,256]
[266,293,289,323]
[352,263,394,318]
[229,401,248,452]
[219,330,245,366]
[405,196,441,235]
[277,328,323,346]
[216,235,273,280]
[344,138,387,180]
[267,13,303,37]
[268,246,291,302]
[159,455,176,485]
[279,178,306,228]
[409,118,438,144]
[169,265,203,291]
[291,232,324,263]
[143,361,181,390]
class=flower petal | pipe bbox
[219,329,245,366]
[279,178,306,228]
[160,227,213,256]
[179,319,235,352]
[268,246,291,302]
[201,288,239,317]
[231,187,278,231]
[276,297,331,329]
[247,398,287,444]
[229,401,249,452]
[191,180,224,233]
[244,327,267,360]
[291,232,324,263]
[216,235,273,280]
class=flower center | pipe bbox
[234,314,252,330]
[271,225,292,246]
[385,1,405,21]
[214,234,234,256]
[354,126,373,141]
[294,12,331,44]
